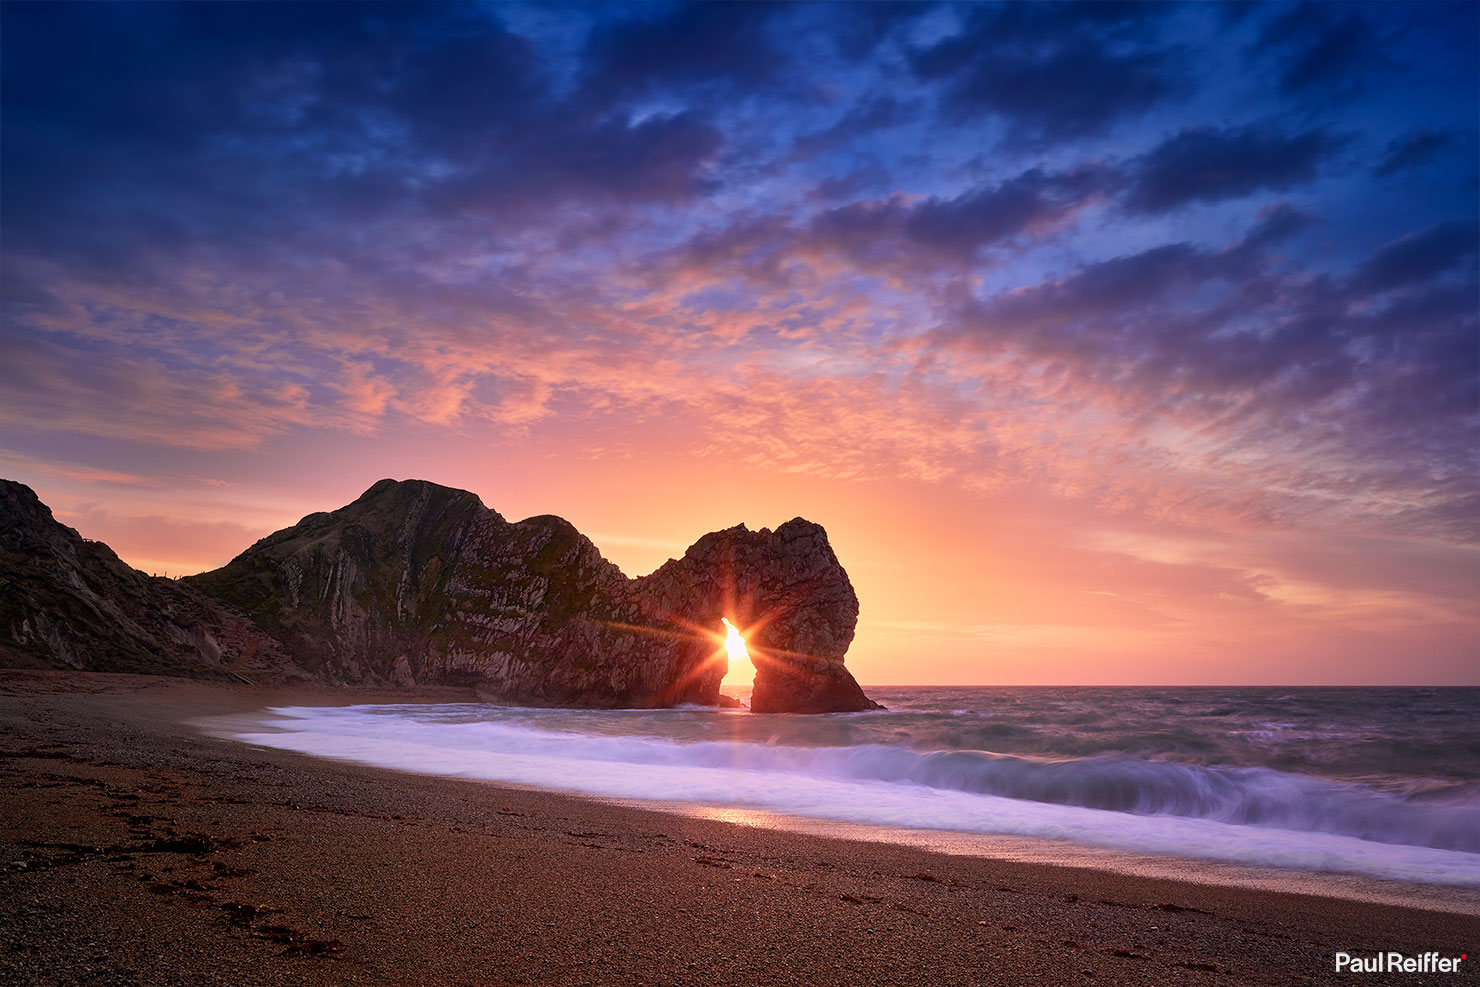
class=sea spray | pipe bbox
[227,686,1480,888]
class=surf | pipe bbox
[227,699,1480,888]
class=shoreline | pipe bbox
[626,802,1480,916]
[4,670,1478,985]
[217,697,1480,915]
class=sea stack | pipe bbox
[633,520,879,714]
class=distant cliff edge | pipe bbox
[0,478,879,713]
[0,480,304,683]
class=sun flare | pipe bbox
[721,617,750,663]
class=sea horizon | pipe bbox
[4,0,1476,980]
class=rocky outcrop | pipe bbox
[187,479,643,697]
[1,477,878,712]
[187,479,877,711]
[633,521,879,713]
[0,480,305,681]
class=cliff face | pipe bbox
[185,478,657,700]
[0,480,304,681]
[2,477,877,712]
[188,479,877,710]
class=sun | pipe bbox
[721,617,750,663]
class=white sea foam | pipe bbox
[229,703,1480,888]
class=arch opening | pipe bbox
[719,617,756,688]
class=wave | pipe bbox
[817,747,1480,853]
[252,705,1478,851]
[223,704,1480,887]
[859,686,1480,785]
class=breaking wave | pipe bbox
[228,700,1480,887]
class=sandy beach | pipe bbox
[2,670,1476,987]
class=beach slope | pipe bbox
[2,671,1474,986]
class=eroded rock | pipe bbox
[633,520,880,713]
[0,480,304,681]
[1,477,878,712]
[188,479,877,711]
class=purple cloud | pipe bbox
[1125,125,1342,213]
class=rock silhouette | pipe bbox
[2,478,877,712]
[0,480,303,682]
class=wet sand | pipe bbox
[2,670,1476,986]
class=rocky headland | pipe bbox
[0,478,877,713]
[0,481,303,683]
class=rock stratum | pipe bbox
[1,478,879,713]
[0,481,305,682]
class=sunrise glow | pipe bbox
[3,9,1477,987]
[720,618,755,686]
[1,2,1475,686]
[721,618,749,663]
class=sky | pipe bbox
[2,1,1477,685]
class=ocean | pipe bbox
[228,685,1480,889]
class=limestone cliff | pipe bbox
[186,479,643,698]
[187,479,878,711]
[0,480,305,681]
[1,477,878,712]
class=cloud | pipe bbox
[1,0,1475,568]
[425,111,726,216]
[812,167,1110,269]
[909,4,1182,144]
[931,213,1479,542]
[578,2,791,105]
[1374,129,1458,178]
[1254,2,1393,98]
[0,450,163,488]
[660,164,1114,286]
[0,334,332,450]
[1351,220,1479,294]
[0,0,725,280]
[902,167,1115,257]
[791,97,915,160]
[1125,125,1342,213]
